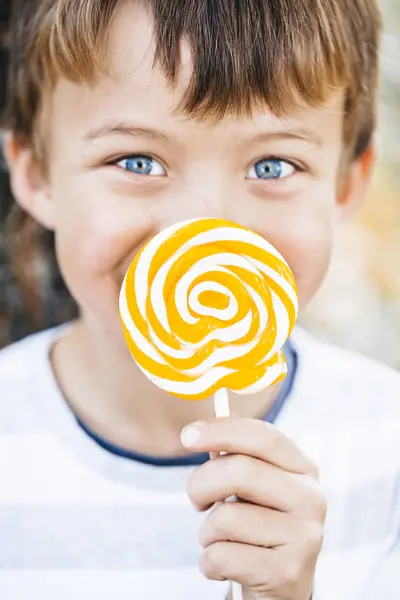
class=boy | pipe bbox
[1,0,399,599]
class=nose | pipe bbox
[164,165,238,226]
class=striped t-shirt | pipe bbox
[0,326,400,600]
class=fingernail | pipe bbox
[181,424,202,448]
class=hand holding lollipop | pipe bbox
[120,219,323,599]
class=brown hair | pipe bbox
[1,0,382,328]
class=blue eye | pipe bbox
[117,156,166,176]
[247,158,296,180]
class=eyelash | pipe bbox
[248,156,304,180]
[109,154,305,180]
[108,153,165,170]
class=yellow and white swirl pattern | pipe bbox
[120,218,298,400]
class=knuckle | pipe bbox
[271,549,299,592]
[307,523,324,556]
[307,459,320,480]
[262,422,280,451]
[198,519,210,548]
[199,544,225,580]
[185,469,195,497]
[270,529,322,594]
[311,490,328,521]
[185,468,202,509]
[229,453,250,477]
[214,502,239,538]
[284,561,302,590]
[199,502,240,548]
[185,469,196,498]
[226,454,252,493]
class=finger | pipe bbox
[187,453,326,518]
[200,501,307,548]
[200,541,316,598]
[200,541,287,590]
[181,417,317,476]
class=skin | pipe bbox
[5,3,375,598]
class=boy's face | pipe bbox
[8,3,374,342]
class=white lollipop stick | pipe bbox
[213,387,231,418]
[213,388,243,600]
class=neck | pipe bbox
[51,317,281,457]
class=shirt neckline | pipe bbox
[75,341,297,466]
[28,325,298,490]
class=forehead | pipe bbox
[49,1,345,146]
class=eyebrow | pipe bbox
[249,129,324,147]
[84,122,169,142]
[84,121,323,147]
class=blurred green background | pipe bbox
[0,1,399,369]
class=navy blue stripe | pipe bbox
[264,340,297,424]
[76,341,297,467]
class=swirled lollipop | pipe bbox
[119,218,298,400]
[119,218,298,600]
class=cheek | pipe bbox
[54,214,125,326]
[51,182,158,325]
[251,195,337,309]
[284,218,334,308]
[279,208,335,308]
